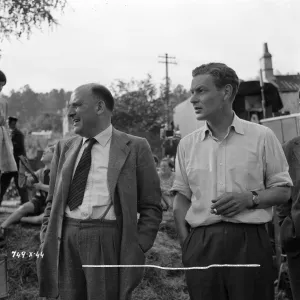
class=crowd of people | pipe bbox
[0,64,299,300]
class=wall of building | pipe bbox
[280,92,299,114]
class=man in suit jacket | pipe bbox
[277,135,300,300]
[36,83,162,300]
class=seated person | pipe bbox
[0,145,54,243]
[158,158,175,211]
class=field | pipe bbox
[0,211,189,300]
[0,210,292,300]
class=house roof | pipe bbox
[274,75,300,93]
[234,81,283,113]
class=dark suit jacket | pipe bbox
[277,136,300,253]
[36,128,163,299]
[11,128,26,165]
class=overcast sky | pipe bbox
[0,0,299,94]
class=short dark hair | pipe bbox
[192,63,240,99]
[0,70,7,85]
[91,84,114,112]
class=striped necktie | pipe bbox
[67,138,97,211]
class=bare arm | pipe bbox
[171,142,192,246]
[262,128,292,207]
[21,213,44,225]
[34,182,49,193]
[173,192,191,247]
[245,186,291,209]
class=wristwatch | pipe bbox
[250,191,260,209]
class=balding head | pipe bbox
[68,83,114,138]
[74,83,114,112]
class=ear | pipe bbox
[96,100,105,115]
[223,84,234,102]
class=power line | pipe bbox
[158,53,177,126]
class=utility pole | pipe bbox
[259,69,267,119]
[158,53,177,127]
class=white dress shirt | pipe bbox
[171,114,293,227]
[65,124,116,220]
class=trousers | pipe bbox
[58,217,121,300]
[182,221,274,300]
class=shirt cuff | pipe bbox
[266,172,293,189]
[170,183,192,200]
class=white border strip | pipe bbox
[82,264,260,270]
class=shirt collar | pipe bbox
[82,124,113,147]
[200,112,244,141]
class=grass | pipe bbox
[0,214,40,300]
[0,210,293,300]
[0,211,189,300]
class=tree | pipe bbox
[33,112,63,132]
[169,84,190,110]
[111,75,165,134]
[0,0,67,40]
[111,75,165,156]
[42,88,69,113]
[8,85,42,121]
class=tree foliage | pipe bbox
[111,74,165,135]
[110,75,189,156]
[0,0,67,40]
[3,84,70,132]
[33,112,63,132]
[3,76,190,157]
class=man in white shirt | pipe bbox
[172,63,292,300]
[37,83,162,300]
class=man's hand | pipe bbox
[211,192,252,218]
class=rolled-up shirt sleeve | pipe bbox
[264,127,293,189]
[170,141,192,200]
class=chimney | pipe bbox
[260,42,275,82]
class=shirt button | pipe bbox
[220,162,223,165]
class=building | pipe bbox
[260,43,300,113]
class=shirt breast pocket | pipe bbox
[228,153,261,191]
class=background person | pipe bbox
[276,132,300,300]
[0,70,18,198]
[0,116,28,205]
[158,158,175,210]
[0,146,53,245]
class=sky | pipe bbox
[0,0,299,94]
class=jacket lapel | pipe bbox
[61,137,83,206]
[107,129,131,203]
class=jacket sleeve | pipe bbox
[39,141,61,244]
[276,140,292,226]
[136,138,163,253]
